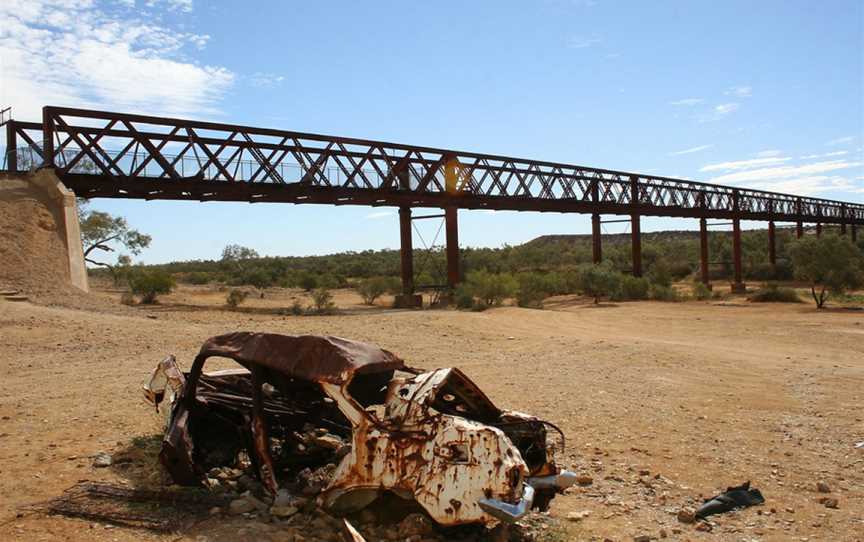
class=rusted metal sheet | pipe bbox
[146,333,574,528]
[194,332,404,384]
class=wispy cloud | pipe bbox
[697,103,739,123]
[707,159,862,185]
[755,150,783,158]
[567,36,601,49]
[725,85,752,98]
[800,150,848,160]
[826,136,855,146]
[249,72,285,88]
[365,211,394,220]
[0,0,233,119]
[669,144,713,156]
[700,157,790,172]
[145,0,193,12]
[669,98,704,106]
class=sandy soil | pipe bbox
[0,286,862,541]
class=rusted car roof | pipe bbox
[195,332,404,384]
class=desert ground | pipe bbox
[0,284,862,541]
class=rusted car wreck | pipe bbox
[144,332,575,527]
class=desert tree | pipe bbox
[78,201,151,274]
[788,235,864,308]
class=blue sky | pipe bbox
[1,0,862,263]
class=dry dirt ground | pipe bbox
[1,285,862,541]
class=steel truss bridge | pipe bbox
[3,106,862,300]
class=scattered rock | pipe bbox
[566,510,591,522]
[816,481,831,493]
[576,475,594,486]
[397,513,434,537]
[312,433,344,450]
[677,509,696,524]
[818,497,839,509]
[92,452,112,468]
[270,505,299,518]
[695,522,712,532]
[229,498,257,515]
[633,535,651,542]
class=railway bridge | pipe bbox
[3,106,863,303]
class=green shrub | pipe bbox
[649,284,679,302]
[692,282,712,301]
[357,276,397,305]
[577,263,622,304]
[647,259,673,288]
[464,270,518,308]
[311,288,336,314]
[454,284,476,309]
[298,271,318,291]
[226,288,249,308]
[289,300,305,315]
[128,269,175,304]
[750,283,802,303]
[186,271,211,285]
[516,273,551,308]
[613,275,650,301]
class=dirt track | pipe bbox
[1,287,862,541]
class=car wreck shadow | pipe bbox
[107,433,169,489]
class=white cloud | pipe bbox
[725,85,752,98]
[0,0,233,119]
[800,150,848,160]
[145,0,193,12]
[826,136,855,146]
[365,211,394,219]
[249,72,286,88]
[697,103,739,122]
[669,144,713,156]
[669,98,703,106]
[700,156,791,172]
[755,150,783,158]
[568,36,601,48]
[707,160,862,186]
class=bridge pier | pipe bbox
[796,221,803,238]
[5,121,17,171]
[768,221,777,267]
[816,223,822,238]
[394,207,422,308]
[840,222,847,236]
[731,218,745,293]
[591,213,602,264]
[631,214,642,277]
[699,218,710,287]
[852,223,858,243]
[445,206,460,290]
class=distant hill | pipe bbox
[524,225,802,247]
[526,229,707,247]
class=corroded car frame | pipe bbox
[144,332,575,526]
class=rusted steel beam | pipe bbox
[5,120,16,171]
[591,213,602,264]
[732,218,744,293]
[631,213,642,277]
[399,207,414,295]
[700,218,710,286]
[768,221,777,266]
[445,206,459,289]
[250,366,278,495]
[11,105,858,224]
